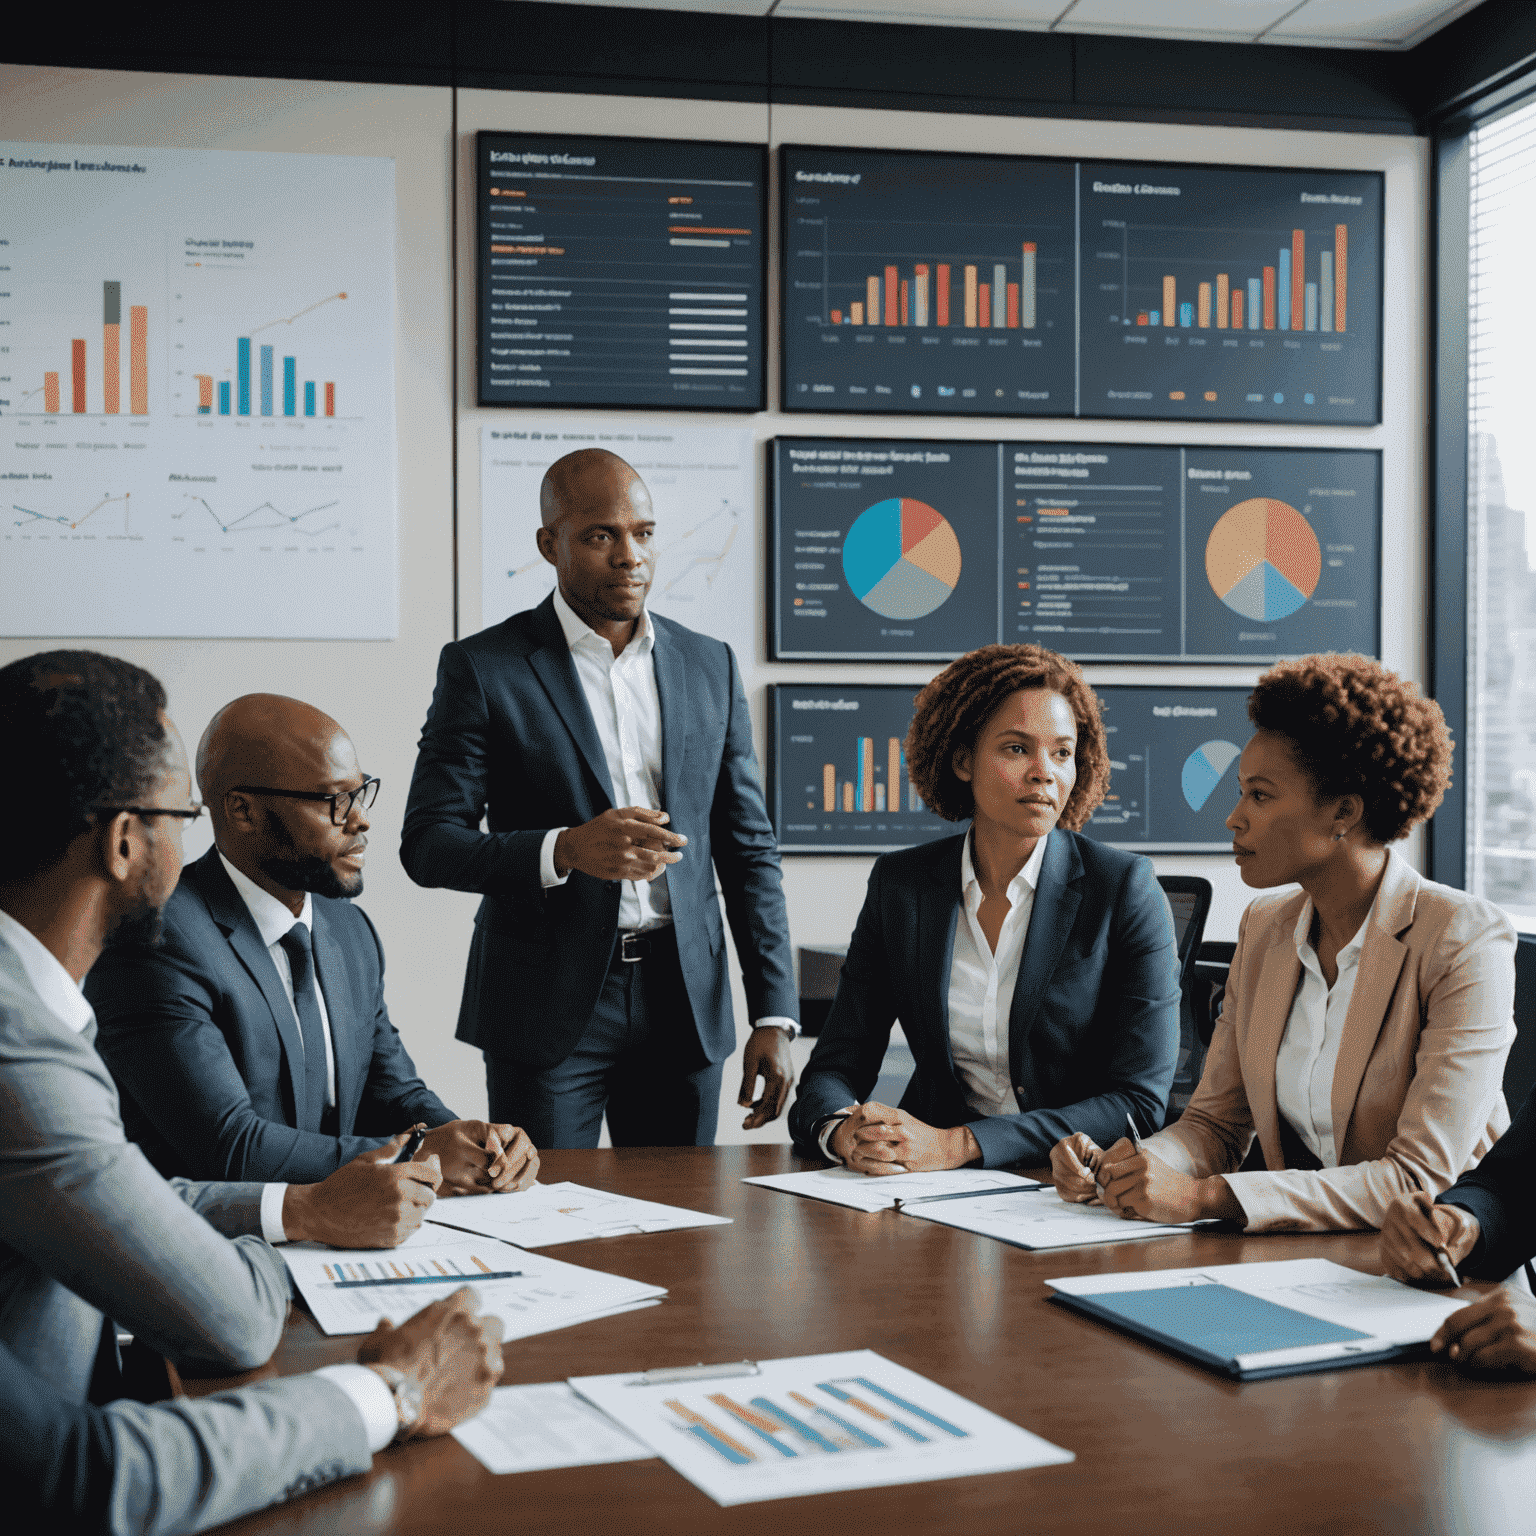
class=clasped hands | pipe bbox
[829,1102,981,1175]
[555,806,685,884]
[1049,1132,1240,1223]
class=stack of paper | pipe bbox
[429,1181,732,1248]
[742,1166,1041,1213]
[901,1188,1192,1249]
[569,1349,1072,1506]
[282,1224,665,1339]
[452,1383,653,1474]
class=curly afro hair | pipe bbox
[905,644,1110,828]
[1248,653,1452,844]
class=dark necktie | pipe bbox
[278,923,331,1135]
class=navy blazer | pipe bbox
[89,848,455,1183]
[788,829,1181,1168]
[1441,1083,1536,1281]
[400,594,797,1067]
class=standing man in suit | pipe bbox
[91,694,538,1197]
[0,650,503,1532]
[402,448,798,1147]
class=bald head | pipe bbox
[197,694,352,819]
[538,448,651,530]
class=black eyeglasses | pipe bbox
[93,804,206,822]
[230,776,380,826]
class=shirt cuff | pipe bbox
[260,1183,289,1245]
[752,1016,798,1040]
[314,1364,399,1455]
[816,1107,859,1162]
[540,827,571,888]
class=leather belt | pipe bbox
[617,931,652,963]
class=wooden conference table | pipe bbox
[202,1146,1536,1536]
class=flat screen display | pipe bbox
[477,133,766,410]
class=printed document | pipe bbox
[429,1181,731,1248]
[902,1190,1190,1248]
[452,1383,653,1474]
[743,1166,1041,1213]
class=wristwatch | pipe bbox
[368,1364,425,1443]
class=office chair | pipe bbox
[1156,875,1213,1124]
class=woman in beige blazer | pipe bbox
[1050,653,1515,1232]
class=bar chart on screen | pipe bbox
[0,141,397,637]
[1077,161,1382,423]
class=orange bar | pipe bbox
[888,738,901,808]
[850,302,864,325]
[1161,276,1175,326]
[1136,313,1149,326]
[899,279,909,327]
[1006,282,1019,328]
[103,324,120,414]
[667,226,751,235]
[1197,283,1211,328]
[978,283,991,327]
[44,372,60,413]
[861,738,874,813]
[823,765,836,813]
[1215,274,1229,329]
[195,374,213,410]
[707,1394,782,1435]
[1262,267,1276,329]
[842,782,854,813]
[1335,224,1348,331]
[883,265,898,326]
[1291,229,1305,331]
[324,382,336,417]
[936,264,951,326]
[129,306,148,415]
[867,275,881,326]
[71,340,87,413]
[963,266,978,327]
[830,308,842,324]
[1231,289,1244,329]
[664,1401,756,1462]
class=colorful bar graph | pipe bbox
[237,338,252,415]
[283,356,297,416]
[43,372,60,413]
[664,1400,758,1463]
[103,281,121,415]
[304,380,316,416]
[129,306,148,415]
[259,345,274,416]
[218,380,231,415]
[71,339,86,413]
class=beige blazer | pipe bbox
[1148,848,1515,1231]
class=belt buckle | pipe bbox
[620,932,648,963]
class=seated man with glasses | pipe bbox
[89,693,539,1204]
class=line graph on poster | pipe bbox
[172,493,344,539]
[11,492,139,537]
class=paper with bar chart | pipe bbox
[768,685,955,854]
[772,438,1001,659]
[571,1350,1071,1505]
[478,419,754,659]
[0,141,396,637]
[1078,161,1382,424]
[428,1181,731,1248]
[477,133,765,410]
[282,1233,667,1338]
[781,146,1075,416]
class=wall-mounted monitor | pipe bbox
[477,133,766,411]
[766,682,1254,855]
[780,146,1383,426]
[772,438,1380,664]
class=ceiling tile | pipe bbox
[773,1,1065,26]
[1267,0,1485,46]
[1057,0,1302,39]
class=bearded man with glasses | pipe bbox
[89,693,539,1210]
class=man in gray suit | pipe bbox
[0,651,503,1533]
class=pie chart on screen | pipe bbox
[842,497,962,621]
[1205,497,1322,623]
[1182,740,1242,812]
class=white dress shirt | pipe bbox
[0,907,96,1037]
[538,587,794,1037]
[1271,899,1372,1169]
[218,852,340,1244]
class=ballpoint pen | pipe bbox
[1434,1247,1461,1288]
[1126,1111,1145,1153]
[894,1183,1056,1208]
[393,1124,428,1164]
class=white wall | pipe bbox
[3,65,1430,1142]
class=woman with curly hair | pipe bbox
[787,644,1182,1174]
[1063,652,1516,1233]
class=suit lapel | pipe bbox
[310,904,357,1134]
[918,839,964,1077]
[195,850,311,1130]
[1243,904,1306,1168]
[1330,851,1416,1153]
[651,619,687,816]
[526,595,615,809]
[1007,830,1082,1065]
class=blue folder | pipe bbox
[1051,1281,1406,1380]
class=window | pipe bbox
[1467,99,1536,925]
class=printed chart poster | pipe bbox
[1183,447,1379,661]
[479,419,755,666]
[768,684,956,855]
[1078,162,1383,425]
[1007,443,1184,661]
[1084,686,1253,851]
[781,147,1076,418]
[772,438,1001,660]
[477,134,766,411]
[1,142,397,638]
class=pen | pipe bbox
[895,1183,1055,1208]
[1434,1248,1461,1288]
[394,1125,427,1164]
[1126,1111,1145,1152]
